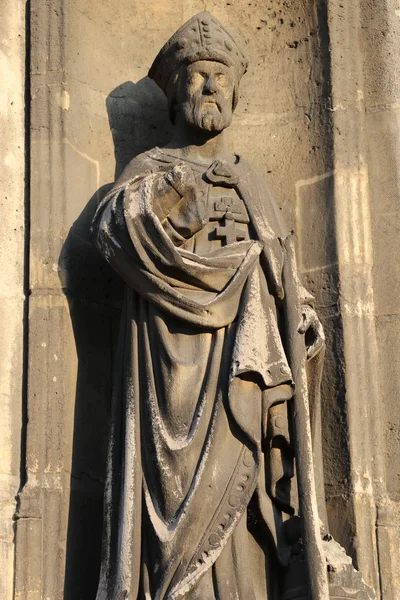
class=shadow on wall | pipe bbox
[59,77,172,599]
[107,78,173,181]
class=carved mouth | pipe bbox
[202,100,219,110]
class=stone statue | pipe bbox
[91,12,328,600]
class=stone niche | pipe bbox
[12,0,400,599]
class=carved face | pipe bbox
[176,60,235,132]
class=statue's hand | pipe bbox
[151,165,206,239]
[163,164,207,238]
[151,164,199,218]
[297,305,325,360]
[165,164,197,196]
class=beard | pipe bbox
[181,93,232,132]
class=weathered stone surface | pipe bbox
[15,2,333,597]
[0,1,25,599]
[5,0,400,598]
[88,12,331,596]
[360,1,400,596]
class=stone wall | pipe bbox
[0,1,25,599]
[1,0,399,598]
[362,1,400,596]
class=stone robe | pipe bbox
[91,147,312,600]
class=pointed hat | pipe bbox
[148,12,248,95]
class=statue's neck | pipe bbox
[164,120,231,165]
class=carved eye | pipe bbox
[216,73,228,87]
[189,71,206,89]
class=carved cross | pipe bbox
[215,214,246,245]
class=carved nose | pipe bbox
[204,77,218,94]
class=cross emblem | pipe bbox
[215,213,246,245]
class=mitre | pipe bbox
[148,12,248,95]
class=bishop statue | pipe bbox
[91,12,327,600]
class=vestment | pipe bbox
[91,147,313,599]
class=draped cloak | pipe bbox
[91,148,318,600]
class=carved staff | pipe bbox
[282,235,329,600]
